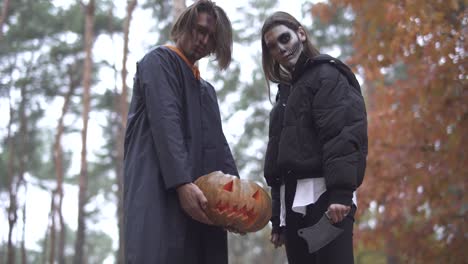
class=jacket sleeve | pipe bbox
[270,184,282,234]
[312,65,367,206]
[139,50,192,190]
[264,84,288,186]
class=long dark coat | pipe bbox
[123,46,238,264]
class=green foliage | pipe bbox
[212,0,280,183]
[0,0,124,262]
[233,0,277,42]
[228,227,287,264]
[34,222,114,264]
[0,151,9,191]
[212,62,241,102]
[85,229,114,263]
[0,242,43,264]
[3,0,59,43]
[228,63,271,181]
[308,4,355,60]
[89,89,121,199]
[141,0,173,45]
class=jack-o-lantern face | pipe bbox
[194,171,272,233]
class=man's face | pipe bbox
[264,24,306,70]
[177,12,216,64]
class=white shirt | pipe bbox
[279,178,357,227]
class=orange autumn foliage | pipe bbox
[312,1,467,262]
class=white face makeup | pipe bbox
[264,25,306,70]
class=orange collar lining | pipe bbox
[165,45,200,80]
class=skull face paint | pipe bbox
[264,24,306,70]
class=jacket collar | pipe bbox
[291,52,311,83]
[165,45,201,80]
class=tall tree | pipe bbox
[17,66,29,264]
[116,0,138,262]
[0,2,82,263]
[48,63,78,264]
[317,1,467,262]
[6,94,16,264]
[73,1,95,263]
[0,1,122,263]
[3,36,47,264]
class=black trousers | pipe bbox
[284,180,356,264]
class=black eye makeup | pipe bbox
[278,32,291,44]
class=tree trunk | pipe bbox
[7,99,17,264]
[58,197,66,264]
[42,226,49,264]
[0,0,10,38]
[7,67,29,264]
[74,1,95,263]
[50,65,77,264]
[172,0,186,21]
[48,190,57,264]
[58,65,78,264]
[116,1,137,263]
[21,202,26,264]
[17,80,28,264]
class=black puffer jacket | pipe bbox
[264,83,290,186]
[264,54,368,206]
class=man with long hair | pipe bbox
[123,1,238,263]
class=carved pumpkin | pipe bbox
[194,171,272,233]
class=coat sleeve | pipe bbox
[312,65,367,206]
[270,184,281,234]
[138,50,192,190]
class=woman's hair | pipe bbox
[261,11,320,84]
[171,0,233,70]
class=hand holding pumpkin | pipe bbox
[194,171,272,233]
[176,183,213,225]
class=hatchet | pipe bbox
[297,211,343,253]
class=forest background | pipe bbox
[0,0,466,263]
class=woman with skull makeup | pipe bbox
[262,12,368,264]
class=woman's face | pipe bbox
[264,24,306,70]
